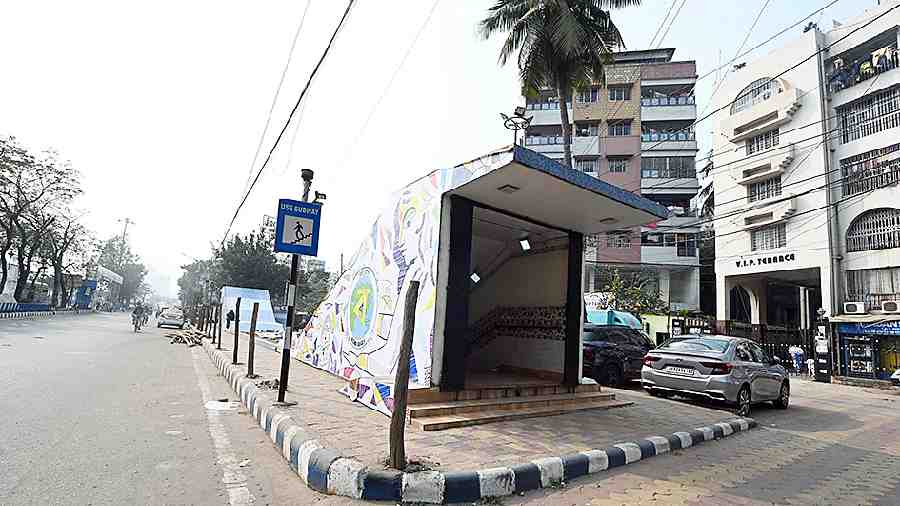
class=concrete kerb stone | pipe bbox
[198,339,758,504]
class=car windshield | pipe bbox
[659,337,730,353]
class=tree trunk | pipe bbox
[0,248,7,296]
[557,81,574,168]
[50,262,63,308]
[13,257,29,301]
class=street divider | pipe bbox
[199,337,758,504]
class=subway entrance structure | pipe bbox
[295,146,668,428]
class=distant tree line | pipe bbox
[0,136,148,305]
[177,227,332,316]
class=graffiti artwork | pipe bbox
[294,149,512,414]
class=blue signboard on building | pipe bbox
[274,199,322,256]
[838,321,900,336]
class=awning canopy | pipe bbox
[449,146,669,235]
[830,314,900,323]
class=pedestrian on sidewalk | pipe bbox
[226,309,235,329]
[788,345,805,376]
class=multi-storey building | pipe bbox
[710,1,900,342]
[524,48,700,311]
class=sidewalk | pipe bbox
[209,330,748,472]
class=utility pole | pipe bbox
[275,169,314,406]
[117,218,133,306]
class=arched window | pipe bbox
[846,208,900,252]
[730,78,782,115]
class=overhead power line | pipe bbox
[220,0,357,247]
[655,0,686,49]
[240,0,313,197]
[648,0,678,49]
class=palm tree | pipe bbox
[480,0,639,168]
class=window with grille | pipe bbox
[609,87,631,101]
[747,176,782,202]
[846,267,900,309]
[640,157,696,178]
[846,208,900,252]
[731,78,781,115]
[750,223,786,251]
[575,158,599,173]
[609,158,628,173]
[606,231,631,248]
[577,88,599,103]
[608,121,632,137]
[746,129,779,155]
[575,123,599,137]
[839,142,900,196]
[838,86,900,143]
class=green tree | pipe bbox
[212,229,290,301]
[479,0,639,168]
[296,268,331,314]
[593,266,667,315]
[97,236,147,303]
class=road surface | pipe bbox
[0,312,348,505]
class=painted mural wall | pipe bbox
[294,150,513,415]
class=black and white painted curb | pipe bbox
[0,311,55,321]
[201,339,757,504]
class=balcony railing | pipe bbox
[828,46,899,93]
[842,157,900,196]
[641,131,696,142]
[525,135,564,146]
[524,101,572,111]
[641,96,696,107]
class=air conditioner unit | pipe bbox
[843,302,867,315]
[882,300,900,314]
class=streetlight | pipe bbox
[500,107,533,147]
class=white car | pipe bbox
[158,308,185,329]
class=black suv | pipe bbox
[582,324,654,385]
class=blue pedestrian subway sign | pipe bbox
[274,199,322,256]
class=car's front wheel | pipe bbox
[773,381,790,409]
[735,385,751,417]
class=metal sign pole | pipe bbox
[275,169,315,406]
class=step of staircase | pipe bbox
[409,391,616,418]
[410,397,633,431]
[409,383,600,404]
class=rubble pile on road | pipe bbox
[255,378,280,390]
[169,332,201,346]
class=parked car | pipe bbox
[157,308,185,329]
[582,324,655,385]
[641,335,790,416]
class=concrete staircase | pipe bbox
[407,383,631,431]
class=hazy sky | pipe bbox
[0,0,873,297]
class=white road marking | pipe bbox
[190,347,255,505]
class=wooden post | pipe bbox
[247,302,259,378]
[389,280,419,470]
[199,305,206,332]
[216,304,223,347]
[232,297,241,364]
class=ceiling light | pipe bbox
[470,272,481,284]
[497,184,520,194]
[519,238,531,251]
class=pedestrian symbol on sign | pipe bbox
[283,215,314,247]
[273,199,321,256]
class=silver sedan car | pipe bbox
[641,335,789,416]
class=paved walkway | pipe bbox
[509,379,900,505]
[208,331,741,472]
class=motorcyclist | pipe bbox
[132,303,145,329]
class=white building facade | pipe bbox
[711,1,900,327]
